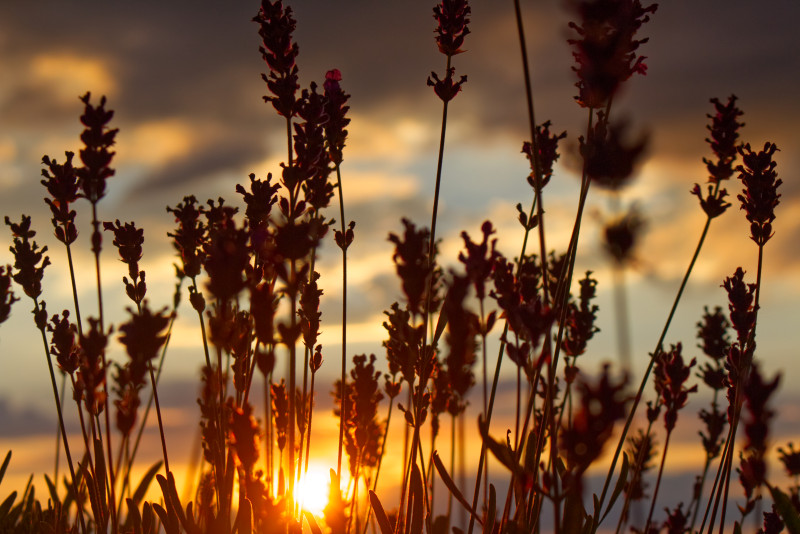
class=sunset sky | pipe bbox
[1,0,799,521]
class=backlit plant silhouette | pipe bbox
[0,1,796,533]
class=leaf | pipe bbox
[44,474,59,507]
[769,484,800,534]
[131,461,163,508]
[478,415,519,475]
[369,490,393,534]
[0,491,17,520]
[93,437,107,509]
[304,511,323,534]
[432,451,483,526]
[142,502,156,534]
[602,451,629,522]
[153,502,171,533]
[235,497,253,534]
[432,305,449,348]
[483,484,496,534]
[157,472,193,533]
[126,498,142,533]
[733,521,742,534]
[0,451,10,486]
[409,464,424,534]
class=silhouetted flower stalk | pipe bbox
[76,92,116,330]
[41,151,83,336]
[687,306,730,530]
[296,270,322,488]
[168,195,215,390]
[615,417,658,534]
[75,92,120,518]
[408,9,473,520]
[334,354,384,531]
[40,152,87,482]
[118,304,171,474]
[324,67,355,493]
[470,92,567,531]
[567,0,658,110]
[736,364,780,524]
[115,276,181,515]
[255,0,299,165]
[5,215,87,534]
[708,140,781,534]
[644,344,696,531]
[361,375,401,534]
[104,220,147,310]
[595,95,743,532]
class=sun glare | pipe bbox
[295,464,333,517]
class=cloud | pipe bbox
[0,397,54,437]
[29,53,117,103]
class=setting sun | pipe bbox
[296,464,335,517]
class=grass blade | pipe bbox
[304,510,323,534]
[0,451,10,486]
[132,460,163,508]
[432,451,483,527]
[369,490,393,534]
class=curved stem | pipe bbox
[593,212,715,530]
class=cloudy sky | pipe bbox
[1,0,799,521]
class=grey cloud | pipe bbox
[127,135,266,199]
[0,397,55,437]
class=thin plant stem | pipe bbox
[64,242,83,336]
[34,298,87,534]
[479,297,489,507]
[266,372,273,495]
[644,429,672,532]
[427,54,452,257]
[116,310,176,509]
[513,0,550,305]
[408,54,456,515]
[336,163,349,481]
[54,371,66,481]
[88,201,118,533]
[359,389,396,534]
[614,419,655,534]
[687,388,722,531]
[523,108,597,534]
[448,413,456,532]
[716,243,765,534]
[467,195,540,534]
[288,258,298,511]
[148,363,170,474]
[593,208,717,530]
[303,370,317,484]
[699,422,733,533]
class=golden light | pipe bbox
[295,463,334,517]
